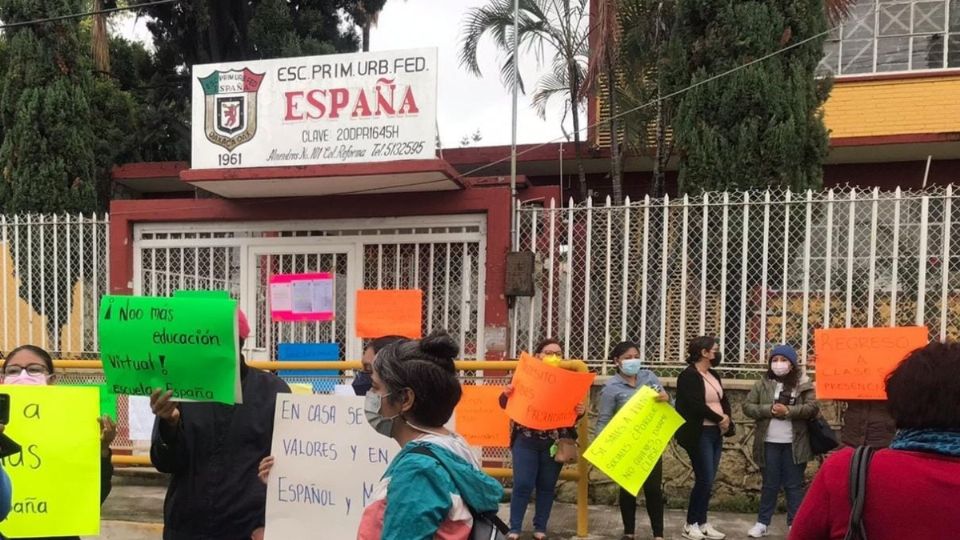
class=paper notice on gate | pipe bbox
[269,273,334,322]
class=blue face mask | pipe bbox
[620,359,642,376]
[352,372,373,396]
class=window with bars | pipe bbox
[819,0,960,75]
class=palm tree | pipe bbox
[459,0,590,199]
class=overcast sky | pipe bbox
[118,0,571,149]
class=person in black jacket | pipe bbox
[1,345,116,540]
[150,310,289,540]
[674,336,732,540]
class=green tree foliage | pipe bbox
[0,0,101,352]
[130,0,360,161]
[669,0,832,194]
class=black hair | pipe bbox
[534,338,562,356]
[373,331,461,428]
[885,341,960,430]
[610,341,639,360]
[2,345,54,373]
[686,336,717,364]
[366,335,408,354]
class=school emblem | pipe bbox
[198,68,265,152]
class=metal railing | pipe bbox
[54,359,592,538]
[513,186,960,377]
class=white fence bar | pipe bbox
[639,196,651,360]
[940,186,953,340]
[679,195,690,356]
[582,198,593,361]
[759,191,770,356]
[603,196,613,371]
[867,188,879,327]
[547,198,557,338]
[801,190,813,364]
[658,195,670,364]
[739,192,750,363]
[890,188,902,327]
[917,197,929,327]
[845,190,856,327]
[700,193,709,335]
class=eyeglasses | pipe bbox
[2,364,49,377]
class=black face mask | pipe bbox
[352,371,373,396]
[710,351,723,367]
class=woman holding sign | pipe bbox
[675,336,732,540]
[499,339,585,540]
[1,345,116,540]
[742,345,818,538]
[595,341,670,540]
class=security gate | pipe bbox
[133,215,487,360]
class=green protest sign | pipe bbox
[98,295,241,404]
[174,290,231,300]
[68,384,118,420]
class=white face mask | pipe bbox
[771,361,792,377]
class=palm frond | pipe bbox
[825,0,857,24]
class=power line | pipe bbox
[0,0,179,31]
[456,11,868,180]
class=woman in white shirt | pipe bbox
[742,345,819,538]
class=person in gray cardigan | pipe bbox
[742,344,819,538]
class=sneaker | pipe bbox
[682,523,706,540]
[700,523,727,540]
[747,523,769,538]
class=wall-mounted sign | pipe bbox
[191,48,438,170]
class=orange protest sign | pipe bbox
[355,289,423,339]
[505,353,596,430]
[455,385,511,447]
[814,326,928,400]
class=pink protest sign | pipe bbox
[269,273,335,322]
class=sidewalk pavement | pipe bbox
[94,484,790,539]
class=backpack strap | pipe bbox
[843,446,876,540]
[408,445,509,535]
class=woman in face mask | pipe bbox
[353,335,407,396]
[742,344,818,538]
[674,336,731,540]
[498,338,585,540]
[355,331,503,540]
[595,341,670,540]
[1,345,116,540]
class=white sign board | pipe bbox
[264,393,394,539]
[191,48,438,169]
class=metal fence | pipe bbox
[512,185,960,375]
[0,214,108,358]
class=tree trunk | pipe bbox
[569,67,588,200]
[652,89,666,198]
[362,23,371,52]
[92,0,110,74]
[606,54,622,203]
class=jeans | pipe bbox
[618,458,664,537]
[757,443,807,526]
[509,435,563,533]
[685,426,722,525]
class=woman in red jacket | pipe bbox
[790,340,960,540]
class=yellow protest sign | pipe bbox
[0,386,101,538]
[584,386,684,496]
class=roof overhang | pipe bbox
[179,159,463,198]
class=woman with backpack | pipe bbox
[742,344,818,538]
[353,332,504,539]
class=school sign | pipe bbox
[191,48,438,170]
